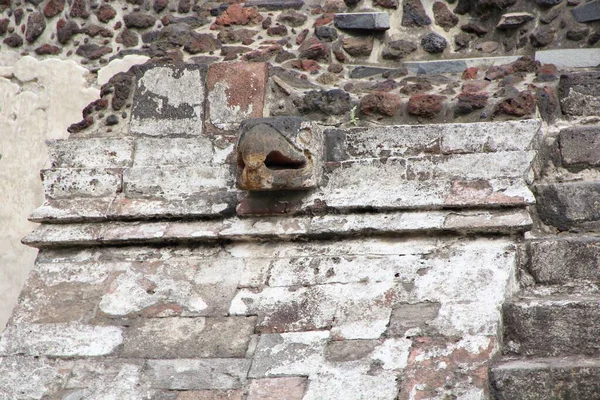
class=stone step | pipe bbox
[535,181,600,231]
[527,235,600,285]
[503,294,600,357]
[491,356,600,400]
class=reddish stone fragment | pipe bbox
[360,91,402,117]
[69,0,89,19]
[314,13,334,26]
[85,24,113,38]
[154,0,168,13]
[267,24,288,36]
[291,58,321,72]
[374,0,399,8]
[95,4,116,23]
[536,63,558,82]
[43,0,65,18]
[495,90,536,117]
[298,36,330,61]
[0,18,8,36]
[35,43,61,54]
[214,4,263,27]
[454,91,488,116]
[206,62,268,128]
[296,28,308,45]
[408,94,445,118]
[67,116,93,133]
[399,337,495,400]
[124,12,156,29]
[184,33,221,54]
[3,33,23,47]
[462,67,478,80]
[342,35,373,57]
[25,12,46,43]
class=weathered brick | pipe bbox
[387,302,441,336]
[249,331,330,378]
[145,359,251,390]
[130,64,207,136]
[133,137,216,166]
[123,166,232,199]
[121,317,256,358]
[0,356,71,399]
[399,336,495,399]
[0,323,123,357]
[42,168,121,200]
[47,138,134,168]
[207,62,268,130]
[177,390,244,400]
[64,359,155,399]
[247,377,307,400]
[98,257,243,318]
[304,338,408,400]
[230,282,395,339]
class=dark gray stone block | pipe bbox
[572,0,600,23]
[324,129,348,162]
[349,66,393,78]
[528,236,600,284]
[492,357,600,400]
[244,0,304,10]
[503,295,600,356]
[334,12,390,30]
[558,71,600,117]
[559,126,600,167]
[535,182,600,231]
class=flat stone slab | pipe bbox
[121,317,256,358]
[334,13,390,30]
[244,0,304,9]
[0,323,123,357]
[145,359,251,390]
[404,56,520,74]
[571,0,600,23]
[536,48,600,69]
[22,209,532,248]
[492,356,600,400]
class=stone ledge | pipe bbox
[491,356,600,400]
[22,209,532,249]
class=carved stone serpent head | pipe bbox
[236,117,322,191]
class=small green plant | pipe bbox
[349,105,359,126]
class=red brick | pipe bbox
[206,62,268,130]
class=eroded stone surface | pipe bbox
[130,64,207,136]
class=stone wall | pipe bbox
[1,0,600,398]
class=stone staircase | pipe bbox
[491,123,600,399]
